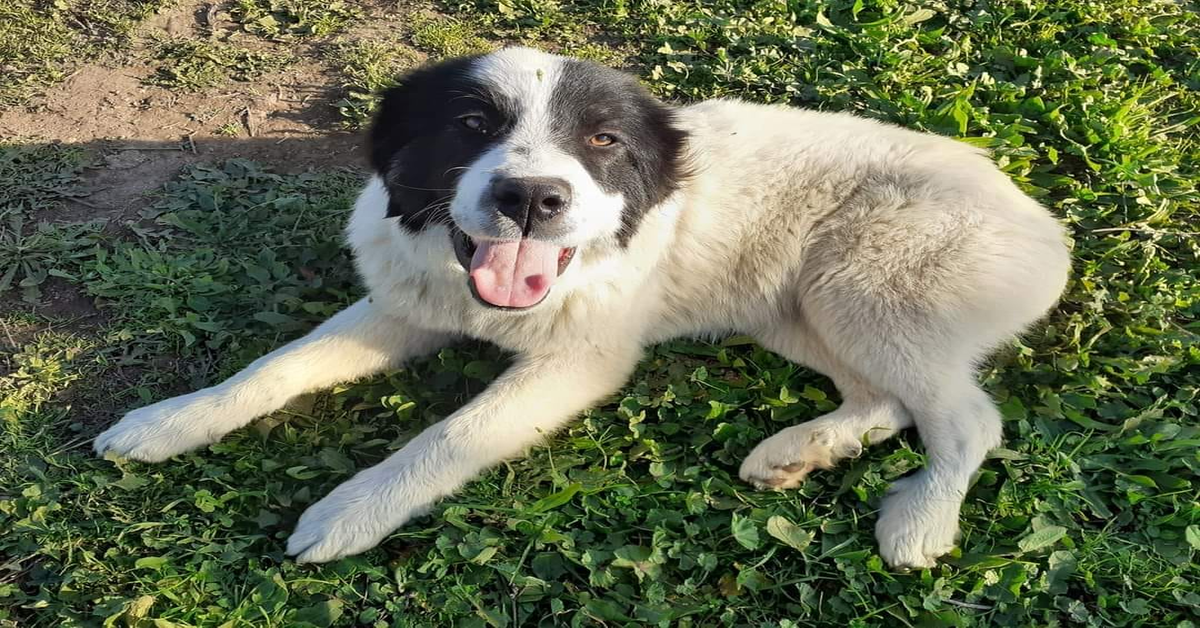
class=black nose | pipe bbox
[490,177,571,234]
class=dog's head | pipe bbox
[368,47,687,310]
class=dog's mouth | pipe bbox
[453,232,576,310]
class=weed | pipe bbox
[146,39,295,91]
[231,0,362,39]
[411,15,493,58]
[215,122,242,137]
[0,3,74,107]
[329,15,492,127]
[329,38,421,126]
[0,0,172,106]
[0,143,90,214]
[0,143,103,302]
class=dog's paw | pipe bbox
[94,391,229,462]
[286,476,430,564]
[875,473,961,569]
[739,422,863,489]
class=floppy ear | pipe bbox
[368,87,415,221]
[367,84,412,174]
[367,56,484,175]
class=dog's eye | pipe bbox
[589,133,617,147]
[460,115,489,134]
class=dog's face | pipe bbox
[368,47,687,309]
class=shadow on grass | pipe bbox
[1,132,375,432]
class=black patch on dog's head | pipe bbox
[368,56,513,231]
[548,60,688,244]
[369,50,688,246]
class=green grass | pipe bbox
[411,15,494,57]
[2,0,1199,626]
[146,39,295,91]
[0,0,366,107]
[329,15,494,127]
[230,0,363,39]
[0,143,105,303]
[0,0,173,106]
[329,38,423,126]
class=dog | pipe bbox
[94,46,1071,568]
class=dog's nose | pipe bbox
[490,177,571,234]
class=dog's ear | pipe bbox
[367,56,483,174]
[367,81,415,174]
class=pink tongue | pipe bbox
[469,239,561,308]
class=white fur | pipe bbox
[95,48,1070,568]
[450,49,625,245]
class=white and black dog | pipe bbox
[95,47,1070,568]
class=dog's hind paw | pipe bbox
[739,423,863,490]
[875,473,961,569]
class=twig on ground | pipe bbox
[0,316,18,350]
[112,145,184,151]
[242,105,257,137]
[1092,226,1200,236]
[204,3,221,35]
[64,196,108,209]
[945,599,992,611]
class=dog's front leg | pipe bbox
[94,298,452,462]
[285,344,642,563]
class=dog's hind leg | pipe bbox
[740,322,913,489]
[793,281,1008,569]
[785,191,1067,568]
[94,298,452,462]
[871,377,1004,569]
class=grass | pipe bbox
[0,0,365,106]
[0,0,173,106]
[2,0,1199,626]
[411,14,494,58]
[230,0,363,39]
[329,38,423,126]
[329,15,495,126]
[146,39,295,91]
[0,144,105,303]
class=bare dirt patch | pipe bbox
[0,0,376,228]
